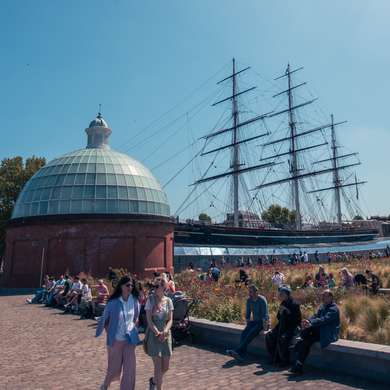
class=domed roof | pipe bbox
[12,116,170,219]
[89,113,108,128]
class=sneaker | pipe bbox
[149,377,156,390]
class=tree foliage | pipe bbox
[261,204,296,226]
[353,215,364,221]
[0,156,46,255]
[198,212,212,223]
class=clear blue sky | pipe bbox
[1,0,389,218]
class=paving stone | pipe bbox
[0,295,387,390]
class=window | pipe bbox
[96,186,106,198]
[83,186,95,198]
[60,187,72,200]
[95,200,106,213]
[117,174,126,186]
[85,173,96,185]
[74,174,85,185]
[96,173,106,185]
[59,200,71,213]
[70,200,82,213]
[86,163,96,173]
[96,163,106,173]
[107,186,117,199]
[39,201,48,215]
[55,175,66,186]
[64,174,76,185]
[71,186,84,199]
[48,201,59,214]
[118,186,127,199]
[118,200,129,213]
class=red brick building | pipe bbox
[2,114,173,288]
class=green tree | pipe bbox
[0,156,46,255]
[353,215,364,220]
[261,204,296,226]
[198,212,212,223]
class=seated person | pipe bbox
[210,266,221,282]
[301,274,314,289]
[290,289,340,375]
[365,269,381,294]
[46,275,65,306]
[271,271,285,287]
[79,278,93,316]
[340,267,354,288]
[166,272,176,294]
[54,275,72,306]
[91,279,110,317]
[227,285,268,361]
[327,273,336,289]
[314,266,328,288]
[265,285,301,367]
[353,273,367,287]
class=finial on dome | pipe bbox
[85,110,112,149]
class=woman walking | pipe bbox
[145,277,174,390]
[96,275,140,390]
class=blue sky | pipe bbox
[1,0,389,218]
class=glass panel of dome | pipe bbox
[64,174,76,186]
[107,186,117,199]
[106,164,115,173]
[86,163,96,173]
[31,202,39,215]
[83,200,94,212]
[106,174,116,185]
[138,201,147,214]
[96,173,106,185]
[60,187,72,200]
[96,163,106,173]
[89,155,97,163]
[85,173,96,185]
[39,201,48,215]
[52,187,61,199]
[51,165,62,174]
[107,200,118,213]
[73,156,82,163]
[68,164,78,174]
[70,200,82,213]
[41,188,51,200]
[23,203,31,216]
[125,175,135,186]
[59,200,70,213]
[48,200,58,214]
[118,200,129,213]
[137,187,147,200]
[95,200,106,213]
[78,163,88,173]
[83,186,95,198]
[60,164,71,174]
[46,176,57,186]
[117,186,127,199]
[117,174,126,186]
[129,200,139,213]
[127,187,137,199]
[74,174,86,185]
[71,186,83,199]
[32,190,41,201]
[113,164,124,175]
[55,175,66,186]
[96,186,106,198]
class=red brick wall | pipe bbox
[3,218,174,288]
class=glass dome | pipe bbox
[12,116,170,219]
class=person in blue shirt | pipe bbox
[290,289,340,375]
[226,285,269,361]
[96,275,140,390]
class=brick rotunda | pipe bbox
[2,113,174,288]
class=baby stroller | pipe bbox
[171,292,194,345]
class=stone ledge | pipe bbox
[189,317,390,385]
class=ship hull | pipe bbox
[174,223,379,247]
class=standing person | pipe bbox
[96,276,140,390]
[290,290,340,375]
[314,250,320,264]
[265,286,301,367]
[145,277,174,390]
[107,266,118,288]
[271,271,285,287]
[226,285,269,361]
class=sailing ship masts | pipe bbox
[260,142,327,161]
[274,66,304,80]
[201,132,269,156]
[262,120,347,147]
[307,180,367,194]
[312,152,357,165]
[217,66,250,84]
[286,64,302,230]
[232,58,240,227]
[331,114,343,224]
[273,82,307,98]
[212,86,257,106]
[193,161,281,186]
[252,162,361,190]
[201,111,272,140]
[267,98,318,118]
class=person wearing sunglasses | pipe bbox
[96,275,140,390]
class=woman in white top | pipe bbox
[96,275,140,390]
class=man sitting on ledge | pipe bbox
[290,289,340,375]
[226,285,269,361]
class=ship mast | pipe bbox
[232,58,240,226]
[286,64,302,230]
[193,58,274,227]
[331,114,342,224]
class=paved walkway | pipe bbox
[0,295,387,390]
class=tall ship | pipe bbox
[173,59,378,246]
